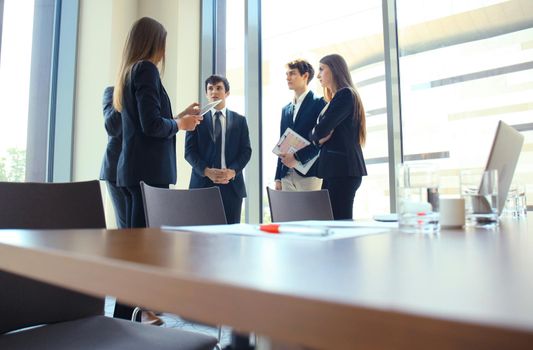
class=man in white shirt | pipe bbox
[185,75,252,224]
[275,59,326,191]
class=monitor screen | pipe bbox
[482,121,524,215]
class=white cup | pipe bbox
[439,198,465,228]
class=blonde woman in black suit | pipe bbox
[309,54,367,220]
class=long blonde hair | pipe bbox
[113,17,167,112]
[320,54,366,146]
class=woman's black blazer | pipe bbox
[309,87,367,178]
[100,86,121,183]
[117,61,178,187]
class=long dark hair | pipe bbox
[113,17,167,111]
[320,54,366,146]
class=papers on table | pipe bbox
[272,128,318,175]
[162,221,392,241]
[285,220,398,229]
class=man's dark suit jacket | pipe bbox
[309,87,367,178]
[117,61,178,187]
[100,86,121,182]
[185,109,252,199]
[275,91,326,180]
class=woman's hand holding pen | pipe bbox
[177,102,200,118]
[175,102,203,131]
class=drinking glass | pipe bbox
[503,184,527,219]
[461,169,499,228]
[397,163,439,234]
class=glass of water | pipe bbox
[461,168,499,228]
[397,163,440,234]
[503,184,527,219]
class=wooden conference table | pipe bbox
[0,220,532,349]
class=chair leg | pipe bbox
[131,306,141,322]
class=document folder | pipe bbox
[272,127,318,175]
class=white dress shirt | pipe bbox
[292,89,310,123]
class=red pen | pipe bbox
[258,224,331,236]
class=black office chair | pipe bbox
[141,182,227,345]
[0,180,218,350]
[141,183,227,227]
[266,187,334,222]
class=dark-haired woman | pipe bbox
[310,54,367,220]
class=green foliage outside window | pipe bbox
[0,148,26,182]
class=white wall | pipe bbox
[139,0,200,188]
[74,0,200,225]
[174,0,200,189]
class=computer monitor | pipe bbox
[482,120,524,215]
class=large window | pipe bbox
[216,0,533,222]
[261,0,387,220]
[225,0,245,116]
[397,0,533,205]
[225,0,247,221]
[0,0,67,183]
[0,0,34,181]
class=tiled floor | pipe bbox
[105,297,232,347]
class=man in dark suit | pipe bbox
[185,75,252,225]
[275,59,326,191]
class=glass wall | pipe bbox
[396,0,533,205]
[217,0,533,221]
[0,0,61,182]
[0,0,34,181]
[225,0,245,115]
[225,0,247,221]
[261,0,387,221]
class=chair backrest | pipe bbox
[266,187,334,222]
[0,180,106,334]
[141,182,227,227]
[0,180,106,229]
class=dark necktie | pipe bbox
[214,111,222,169]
